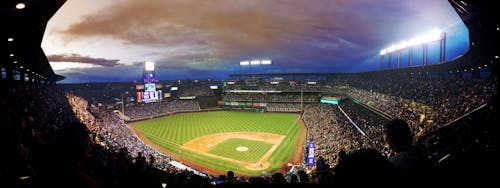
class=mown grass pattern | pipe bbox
[208,138,274,163]
[133,111,299,176]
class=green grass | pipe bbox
[133,111,299,176]
[208,138,274,163]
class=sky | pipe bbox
[41,0,469,83]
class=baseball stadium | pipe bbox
[1,0,498,187]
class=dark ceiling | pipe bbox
[1,0,66,82]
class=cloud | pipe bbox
[57,0,390,69]
[47,53,120,67]
[49,0,465,82]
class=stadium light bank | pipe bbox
[379,29,446,70]
[238,59,273,79]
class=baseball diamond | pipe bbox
[130,111,306,176]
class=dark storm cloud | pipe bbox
[48,53,120,67]
[59,0,400,68]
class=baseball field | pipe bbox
[130,111,305,176]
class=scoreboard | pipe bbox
[136,61,161,103]
[136,83,162,103]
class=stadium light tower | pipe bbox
[238,59,272,79]
[261,60,272,75]
[387,45,396,69]
[250,60,260,75]
[379,29,446,70]
[239,61,249,80]
[380,49,387,69]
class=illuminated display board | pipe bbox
[307,142,315,166]
[320,99,338,105]
[320,96,339,105]
[145,83,156,92]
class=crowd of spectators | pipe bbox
[1,84,81,185]
[60,82,136,105]
[339,75,497,137]
[224,80,324,92]
[338,99,391,155]
[123,100,200,120]
[301,104,375,167]
[0,83,217,186]
[177,85,215,97]
[223,93,319,103]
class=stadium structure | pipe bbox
[1,0,498,187]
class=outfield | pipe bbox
[131,111,302,176]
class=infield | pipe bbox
[131,111,304,176]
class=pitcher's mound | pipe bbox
[236,146,249,152]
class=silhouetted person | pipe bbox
[271,172,287,184]
[333,148,397,186]
[289,174,298,184]
[314,156,333,184]
[338,150,347,163]
[36,123,102,187]
[385,119,433,185]
[226,170,236,184]
[297,170,309,184]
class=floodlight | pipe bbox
[8,38,14,42]
[16,3,26,9]
[240,61,249,66]
[380,49,387,55]
[250,60,260,65]
[422,29,442,43]
[10,54,14,57]
[396,41,408,50]
[407,36,423,47]
[145,61,155,71]
[261,60,272,65]
[387,45,396,53]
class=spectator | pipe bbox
[385,119,433,185]
[332,148,397,186]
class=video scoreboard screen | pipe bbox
[145,83,156,92]
[141,90,162,103]
[136,83,162,103]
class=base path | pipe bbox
[183,132,285,170]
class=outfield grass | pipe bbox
[208,138,274,163]
[133,111,299,176]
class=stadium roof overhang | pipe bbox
[448,0,497,59]
[1,0,66,82]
